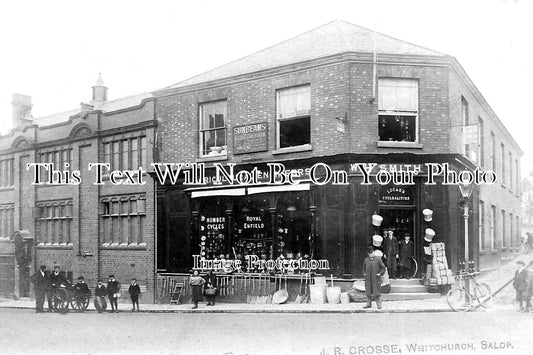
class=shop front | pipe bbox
[155,154,478,302]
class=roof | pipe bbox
[31,92,152,127]
[168,20,448,89]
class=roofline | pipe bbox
[154,51,452,97]
[161,20,447,92]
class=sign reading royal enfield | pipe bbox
[232,122,268,154]
[379,185,414,205]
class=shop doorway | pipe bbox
[378,208,418,278]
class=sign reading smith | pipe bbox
[233,122,268,154]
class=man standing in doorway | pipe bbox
[383,231,399,279]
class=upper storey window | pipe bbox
[276,85,311,149]
[378,79,418,142]
[200,101,227,157]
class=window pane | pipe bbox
[121,217,128,244]
[280,117,310,148]
[113,141,120,170]
[278,86,310,118]
[378,79,418,112]
[130,216,139,244]
[201,101,226,129]
[122,140,129,170]
[112,218,119,243]
[139,215,145,243]
[378,115,416,142]
[131,139,138,170]
[104,143,110,165]
[112,201,119,215]
[140,137,146,168]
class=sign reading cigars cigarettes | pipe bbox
[233,122,268,154]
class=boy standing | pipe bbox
[513,261,531,312]
[107,275,120,313]
[128,278,141,312]
[363,246,386,309]
[94,279,107,313]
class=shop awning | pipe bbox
[247,183,310,195]
[190,187,246,198]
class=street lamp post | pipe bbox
[459,181,474,291]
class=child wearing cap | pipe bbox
[94,279,107,313]
[128,278,141,312]
[107,275,121,313]
[513,261,531,312]
[74,276,91,299]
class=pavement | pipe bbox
[1,253,530,314]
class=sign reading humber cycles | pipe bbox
[233,122,268,154]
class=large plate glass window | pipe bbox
[200,101,227,157]
[378,79,418,142]
[276,85,311,148]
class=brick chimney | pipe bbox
[12,93,33,127]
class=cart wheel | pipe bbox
[51,288,69,313]
[70,296,90,312]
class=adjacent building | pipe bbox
[0,76,157,301]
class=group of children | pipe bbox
[31,265,142,313]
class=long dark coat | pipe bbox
[398,240,414,268]
[363,256,386,297]
[383,236,399,272]
[513,269,531,301]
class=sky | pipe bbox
[1,0,532,173]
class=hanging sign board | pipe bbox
[233,122,268,154]
[379,186,414,205]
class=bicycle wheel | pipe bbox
[407,258,418,279]
[474,283,492,308]
[446,288,472,312]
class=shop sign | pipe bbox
[201,216,226,230]
[243,215,265,229]
[379,186,414,205]
[232,122,268,154]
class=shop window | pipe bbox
[36,200,72,244]
[200,101,227,157]
[277,85,311,148]
[100,195,146,245]
[378,79,418,142]
[0,158,15,187]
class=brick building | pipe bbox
[153,20,522,281]
[0,75,157,301]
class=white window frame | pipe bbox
[276,85,311,149]
[199,101,227,157]
[378,78,419,143]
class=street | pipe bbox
[1,308,532,355]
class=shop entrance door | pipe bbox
[378,208,418,278]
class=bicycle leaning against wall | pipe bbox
[446,271,492,312]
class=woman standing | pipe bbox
[189,270,205,309]
[203,270,217,306]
